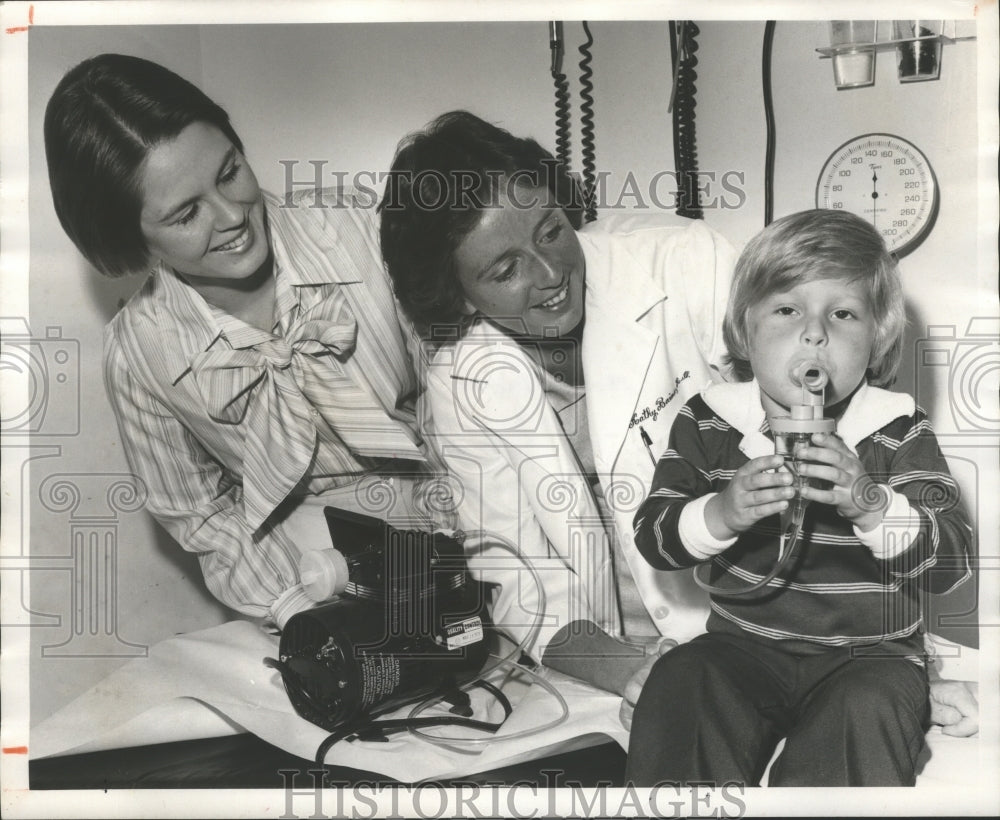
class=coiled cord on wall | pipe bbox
[578,21,598,223]
[550,21,572,171]
[669,21,703,220]
[762,21,777,226]
[552,73,572,169]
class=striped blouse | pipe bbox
[103,188,432,625]
[633,381,972,654]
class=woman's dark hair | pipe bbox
[44,53,244,278]
[379,110,584,337]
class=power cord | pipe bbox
[315,679,514,772]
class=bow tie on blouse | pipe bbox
[190,317,422,530]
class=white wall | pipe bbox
[21,18,995,724]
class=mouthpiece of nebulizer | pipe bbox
[771,362,837,433]
[299,548,351,602]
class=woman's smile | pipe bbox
[210,223,252,253]
[534,280,570,310]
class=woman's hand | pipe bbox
[929,679,979,737]
[797,432,888,532]
[704,454,794,540]
[619,637,677,731]
[543,622,663,696]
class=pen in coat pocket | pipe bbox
[639,425,657,466]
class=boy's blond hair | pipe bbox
[723,209,906,387]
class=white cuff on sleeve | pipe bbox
[679,493,738,561]
[270,584,315,629]
[854,487,920,560]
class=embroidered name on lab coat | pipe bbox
[628,371,690,428]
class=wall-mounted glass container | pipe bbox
[816,20,973,87]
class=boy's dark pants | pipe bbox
[625,631,930,787]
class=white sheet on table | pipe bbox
[30,620,628,782]
[30,621,983,785]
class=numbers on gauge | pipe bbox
[816,134,938,257]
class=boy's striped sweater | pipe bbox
[633,381,972,655]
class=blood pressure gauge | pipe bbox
[816,133,939,258]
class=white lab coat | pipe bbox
[422,217,737,657]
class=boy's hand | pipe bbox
[796,432,889,531]
[705,454,795,540]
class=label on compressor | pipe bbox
[358,654,402,708]
[442,616,484,650]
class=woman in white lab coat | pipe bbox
[379,110,736,695]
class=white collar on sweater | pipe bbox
[700,379,915,460]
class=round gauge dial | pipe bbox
[816,133,939,257]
